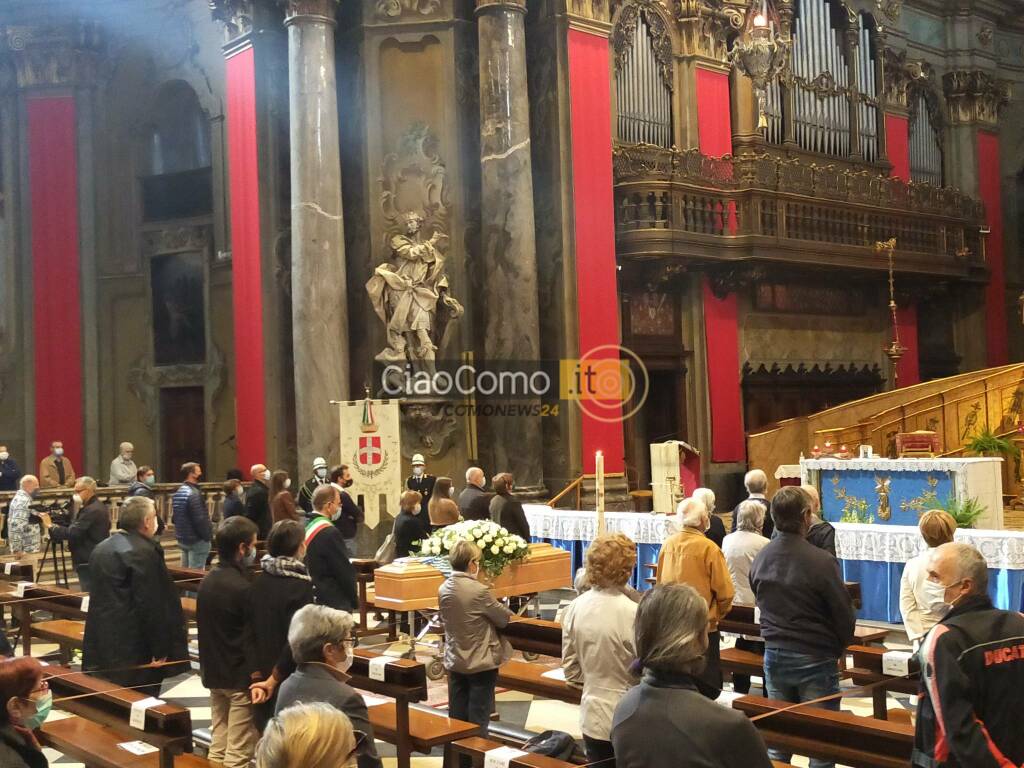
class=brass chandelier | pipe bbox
[730,0,790,128]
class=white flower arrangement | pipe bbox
[416,519,530,578]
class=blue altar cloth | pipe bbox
[534,537,661,592]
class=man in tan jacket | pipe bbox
[39,441,76,489]
[657,496,734,694]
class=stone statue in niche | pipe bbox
[366,211,463,370]
[368,123,464,375]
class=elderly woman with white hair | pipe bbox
[257,702,362,768]
[657,497,734,694]
[273,605,381,768]
[692,487,726,548]
[611,584,773,768]
[731,469,774,539]
[721,499,770,694]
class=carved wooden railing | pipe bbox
[613,143,987,275]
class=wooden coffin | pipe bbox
[373,542,572,611]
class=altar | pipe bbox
[801,456,1005,529]
[524,505,1024,623]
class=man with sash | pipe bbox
[303,484,358,611]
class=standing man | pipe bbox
[245,463,272,540]
[298,456,329,515]
[108,442,137,486]
[83,496,188,696]
[40,476,110,591]
[458,467,491,521]
[198,516,260,768]
[304,485,359,611]
[0,445,21,492]
[656,497,734,694]
[39,441,75,490]
[172,462,213,569]
[913,542,1024,767]
[731,469,774,539]
[6,475,41,558]
[749,486,855,768]
[329,464,363,555]
[406,454,436,509]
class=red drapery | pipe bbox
[894,306,920,387]
[885,115,910,181]
[696,69,745,462]
[28,96,83,469]
[977,131,1007,366]
[568,28,625,474]
[226,47,267,471]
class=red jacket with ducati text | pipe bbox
[913,594,1024,768]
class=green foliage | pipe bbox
[936,495,985,529]
[965,428,1021,459]
[838,508,874,524]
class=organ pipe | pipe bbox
[615,14,672,147]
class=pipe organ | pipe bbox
[856,13,878,162]
[909,92,942,186]
[615,14,673,148]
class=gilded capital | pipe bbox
[281,0,340,25]
[942,69,1011,127]
[672,0,743,63]
[5,22,101,89]
[881,47,926,110]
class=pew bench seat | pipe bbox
[451,736,575,767]
[40,715,211,768]
[31,618,84,664]
[497,660,580,704]
[368,701,480,754]
[719,647,765,677]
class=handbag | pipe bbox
[374,522,398,565]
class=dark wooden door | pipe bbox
[160,387,205,479]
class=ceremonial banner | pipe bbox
[336,397,402,529]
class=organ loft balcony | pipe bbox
[612,142,989,280]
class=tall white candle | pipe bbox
[596,450,606,536]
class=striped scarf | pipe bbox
[260,555,311,582]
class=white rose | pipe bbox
[504,544,515,554]
[491,545,500,555]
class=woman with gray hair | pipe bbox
[611,584,773,768]
[273,605,381,768]
[721,499,769,694]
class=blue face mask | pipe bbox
[21,691,52,730]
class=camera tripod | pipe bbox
[40,535,71,588]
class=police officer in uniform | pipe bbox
[406,454,436,510]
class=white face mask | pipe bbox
[338,645,353,673]
[0,452,8,461]
[236,486,244,498]
[263,470,271,481]
[315,468,327,480]
[72,493,83,506]
[284,478,292,490]
[54,448,64,457]
[923,578,962,616]
[412,466,424,477]
[122,453,132,462]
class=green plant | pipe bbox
[838,508,874,524]
[937,495,985,529]
[965,428,1021,459]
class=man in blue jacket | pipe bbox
[172,462,213,569]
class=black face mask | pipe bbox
[29,490,39,499]
[342,478,354,488]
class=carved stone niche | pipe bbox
[942,69,1011,127]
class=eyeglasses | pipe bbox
[342,637,359,648]
[346,730,368,761]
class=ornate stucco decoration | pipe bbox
[977,25,993,48]
[367,123,463,373]
[209,0,254,41]
[875,0,900,23]
[613,0,675,89]
[5,22,101,89]
[673,0,744,62]
[400,402,459,459]
[882,47,927,109]
[942,69,1011,126]
[569,0,613,27]
[127,344,227,429]
[375,0,441,20]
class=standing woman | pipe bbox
[394,491,430,558]
[427,477,460,530]
[899,509,957,650]
[438,540,513,738]
[271,471,299,524]
[223,479,246,519]
[562,533,639,764]
[0,656,51,768]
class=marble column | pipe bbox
[476,0,544,491]
[283,0,349,470]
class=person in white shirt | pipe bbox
[721,499,770,694]
[562,533,640,764]
[899,509,957,649]
[108,441,137,486]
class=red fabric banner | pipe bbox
[226,48,267,470]
[702,278,746,462]
[28,96,83,469]
[568,29,626,474]
[695,68,733,157]
[885,114,910,181]
[977,131,1007,366]
[894,305,920,387]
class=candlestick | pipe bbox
[596,450,606,536]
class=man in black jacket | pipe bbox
[298,456,329,515]
[914,542,1024,768]
[198,515,259,768]
[40,476,110,591]
[406,453,436,508]
[83,496,187,696]
[245,463,272,539]
[0,445,21,492]
[749,486,854,768]
[329,464,364,555]
[304,485,359,611]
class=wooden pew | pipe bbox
[40,663,201,768]
[497,659,580,705]
[847,644,920,720]
[717,604,888,645]
[502,616,562,658]
[733,695,914,768]
[450,736,576,767]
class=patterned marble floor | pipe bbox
[12,555,914,768]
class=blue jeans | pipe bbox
[179,540,211,570]
[763,648,840,768]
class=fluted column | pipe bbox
[476,0,544,490]
[283,0,349,469]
